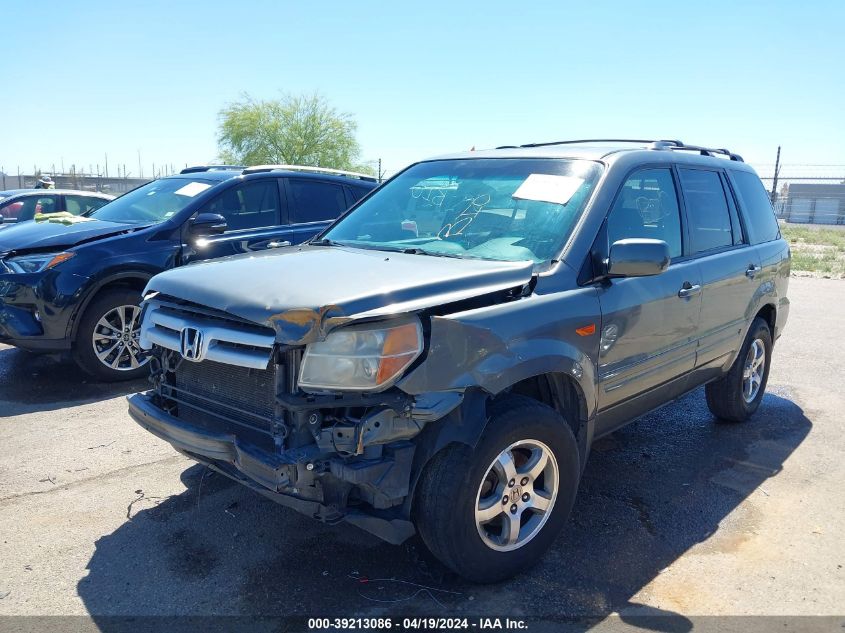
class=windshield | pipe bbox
[89,178,215,225]
[322,158,602,263]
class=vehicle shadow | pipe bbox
[0,346,147,417]
[77,387,810,626]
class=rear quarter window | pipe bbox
[729,170,781,244]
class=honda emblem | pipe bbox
[179,327,205,362]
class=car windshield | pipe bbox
[89,178,215,225]
[322,158,602,263]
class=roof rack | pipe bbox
[242,164,377,182]
[180,165,245,174]
[496,139,743,162]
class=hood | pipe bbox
[145,245,535,344]
[0,218,135,255]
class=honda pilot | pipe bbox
[128,140,789,582]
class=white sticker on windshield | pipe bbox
[512,174,584,206]
[174,182,212,197]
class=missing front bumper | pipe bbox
[126,392,416,544]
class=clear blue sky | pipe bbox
[1,0,843,179]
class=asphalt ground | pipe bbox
[0,277,842,629]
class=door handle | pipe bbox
[678,282,701,299]
[745,264,762,278]
[266,240,291,249]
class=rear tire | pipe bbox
[414,395,580,583]
[705,317,772,423]
[72,288,149,382]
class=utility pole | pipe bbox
[105,153,109,178]
[138,150,143,179]
[378,158,383,183]
[770,145,781,205]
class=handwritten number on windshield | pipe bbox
[437,193,490,238]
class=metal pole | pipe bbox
[770,145,781,205]
[105,153,109,178]
[138,150,143,179]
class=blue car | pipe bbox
[0,165,376,381]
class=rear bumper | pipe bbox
[127,392,416,544]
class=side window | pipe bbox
[607,168,682,258]
[5,195,58,221]
[678,169,734,254]
[730,170,781,244]
[65,195,110,215]
[289,179,347,223]
[203,181,280,231]
[0,200,24,220]
[348,185,370,203]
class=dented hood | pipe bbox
[145,245,534,344]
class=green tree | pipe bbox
[217,92,373,174]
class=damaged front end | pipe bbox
[127,296,470,544]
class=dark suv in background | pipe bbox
[128,140,789,582]
[0,165,376,381]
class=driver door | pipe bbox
[594,167,703,435]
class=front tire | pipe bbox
[414,395,580,583]
[705,317,772,423]
[72,288,150,382]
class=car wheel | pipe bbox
[414,394,580,583]
[73,288,150,382]
[705,317,773,423]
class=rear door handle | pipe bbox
[746,264,762,278]
[267,240,291,249]
[678,282,701,298]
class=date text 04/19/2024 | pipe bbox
[307,617,529,630]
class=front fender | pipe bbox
[398,288,600,421]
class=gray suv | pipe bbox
[128,139,789,582]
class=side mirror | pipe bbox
[188,213,227,237]
[607,238,670,277]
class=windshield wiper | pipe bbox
[309,238,345,246]
[368,244,466,258]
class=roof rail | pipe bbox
[180,165,245,174]
[509,138,685,149]
[647,141,744,162]
[242,164,377,182]
[496,139,744,162]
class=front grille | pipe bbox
[172,359,277,433]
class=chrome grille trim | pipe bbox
[139,300,275,370]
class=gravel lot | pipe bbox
[0,277,843,626]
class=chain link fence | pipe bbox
[753,164,845,225]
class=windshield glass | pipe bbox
[89,178,215,225]
[323,158,602,263]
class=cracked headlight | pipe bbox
[298,318,423,392]
[6,252,75,274]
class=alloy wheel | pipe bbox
[91,304,148,372]
[742,338,766,403]
[475,439,559,552]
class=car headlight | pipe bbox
[6,252,75,274]
[298,318,423,392]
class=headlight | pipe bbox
[298,318,423,392]
[6,252,75,274]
